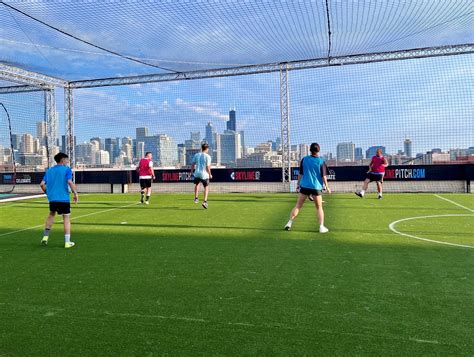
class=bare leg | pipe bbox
[314,195,324,226]
[45,212,56,230]
[203,185,209,201]
[362,179,370,192]
[376,182,383,193]
[290,193,307,220]
[63,214,71,235]
[194,184,199,199]
[146,187,152,202]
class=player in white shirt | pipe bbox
[191,143,212,209]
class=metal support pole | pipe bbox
[64,86,75,179]
[44,88,57,167]
[280,63,291,191]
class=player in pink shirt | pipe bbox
[355,148,388,199]
[137,152,155,205]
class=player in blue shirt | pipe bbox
[285,143,332,233]
[40,153,78,248]
[191,143,212,209]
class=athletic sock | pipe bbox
[43,228,50,237]
[360,190,365,196]
[146,195,150,202]
[140,191,145,201]
[288,219,293,224]
[65,234,71,243]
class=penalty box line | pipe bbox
[434,194,474,213]
[0,202,139,238]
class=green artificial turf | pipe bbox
[0,193,473,356]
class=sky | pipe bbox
[0,1,473,156]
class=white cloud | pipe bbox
[175,98,228,121]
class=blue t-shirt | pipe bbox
[43,165,73,203]
[299,155,328,191]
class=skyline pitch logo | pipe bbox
[230,170,261,181]
[385,168,426,179]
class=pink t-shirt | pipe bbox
[371,155,386,173]
[138,158,153,178]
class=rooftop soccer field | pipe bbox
[0,193,473,355]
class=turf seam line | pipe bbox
[0,202,139,237]
[434,194,474,212]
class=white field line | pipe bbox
[388,214,474,249]
[0,194,46,205]
[434,194,474,212]
[0,202,139,237]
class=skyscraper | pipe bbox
[36,122,48,146]
[20,134,34,154]
[366,146,386,159]
[220,130,241,165]
[95,150,110,165]
[11,134,20,151]
[191,132,201,143]
[136,127,149,141]
[404,139,413,158]
[227,109,236,132]
[337,142,355,162]
[205,122,215,148]
[298,143,310,160]
[355,147,363,161]
[144,134,177,167]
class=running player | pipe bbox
[285,143,331,233]
[137,152,155,205]
[191,143,212,209]
[355,148,388,199]
[40,152,78,248]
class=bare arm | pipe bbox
[206,165,212,179]
[383,158,389,167]
[296,174,302,188]
[190,163,196,174]
[68,179,79,203]
[40,180,46,193]
[323,175,331,194]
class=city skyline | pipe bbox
[2,106,473,171]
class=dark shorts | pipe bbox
[194,177,210,187]
[140,178,152,189]
[366,172,384,182]
[300,187,322,196]
[49,202,71,215]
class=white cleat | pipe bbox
[145,201,150,205]
[65,242,75,249]
[194,198,199,204]
[284,221,292,231]
[319,226,329,234]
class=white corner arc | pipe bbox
[389,214,474,249]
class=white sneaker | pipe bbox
[319,226,329,233]
[194,198,199,204]
[65,242,75,249]
[145,201,150,205]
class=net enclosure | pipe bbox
[0,0,473,193]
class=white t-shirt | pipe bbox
[192,152,211,180]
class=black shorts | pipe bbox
[193,177,210,187]
[366,173,384,182]
[49,202,71,215]
[299,187,322,196]
[140,178,152,189]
